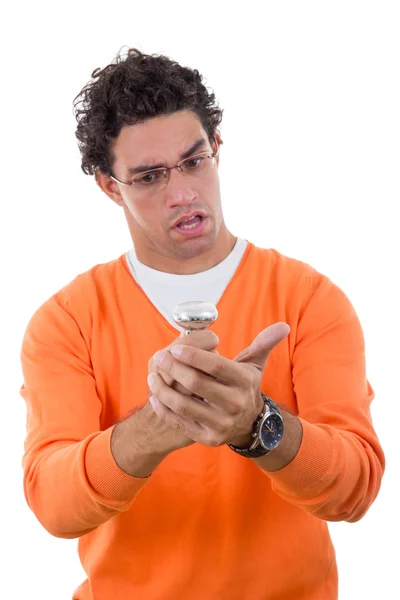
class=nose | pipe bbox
[165,167,199,208]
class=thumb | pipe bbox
[234,322,290,371]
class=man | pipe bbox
[19,48,385,599]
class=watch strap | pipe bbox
[228,442,271,458]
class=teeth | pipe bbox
[177,215,202,229]
[180,221,199,229]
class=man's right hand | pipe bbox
[111,330,219,478]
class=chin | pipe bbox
[170,237,215,260]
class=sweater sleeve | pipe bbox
[267,270,385,522]
[19,292,148,539]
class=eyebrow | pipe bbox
[126,138,208,176]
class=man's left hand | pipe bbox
[147,322,290,448]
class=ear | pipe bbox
[212,130,222,167]
[212,130,222,148]
[95,169,125,207]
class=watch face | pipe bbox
[260,413,284,450]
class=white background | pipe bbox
[1,1,399,598]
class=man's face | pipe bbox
[100,110,231,272]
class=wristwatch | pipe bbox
[228,393,284,458]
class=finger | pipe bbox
[157,368,193,396]
[155,352,230,406]
[148,372,228,429]
[167,345,245,387]
[151,332,219,389]
[159,350,219,397]
[157,367,175,387]
[172,329,219,352]
[233,322,290,366]
[156,350,216,399]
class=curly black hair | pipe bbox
[73,47,223,176]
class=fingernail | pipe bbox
[147,373,156,387]
[170,345,184,358]
[154,350,166,365]
[149,396,158,409]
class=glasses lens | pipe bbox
[181,153,214,175]
[129,150,216,197]
[132,169,167,192]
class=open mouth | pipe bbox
[173,214,207,237]
[175,215,203,230]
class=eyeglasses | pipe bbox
[109,139,219,196]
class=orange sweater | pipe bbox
[19,242,384,600]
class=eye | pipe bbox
[134,170,164,185]
[185,156,205,169]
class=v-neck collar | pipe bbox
[118,240,255,336]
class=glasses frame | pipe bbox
[108,136,219,188]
